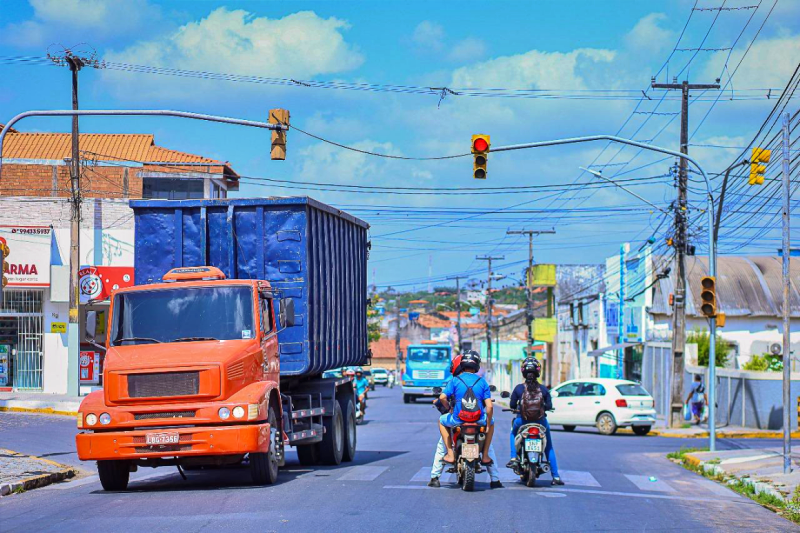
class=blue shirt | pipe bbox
[355,377,369,396]
[443,372,491,419]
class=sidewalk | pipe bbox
[0,448,77,496]
[682,447,800,503]
[0,392,82,416]
[620,425,800,439]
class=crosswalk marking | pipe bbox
[337,466,389,481]
[559,470,600,487]
[624,474,676,493]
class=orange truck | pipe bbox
[76,198,369,490]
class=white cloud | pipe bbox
[624,13,673,54]
[448,38,487,64]
[101,8,363,101]
[411,20,445,51]
[1,0,160,47]
[703,34,800,89]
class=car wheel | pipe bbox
[562,425,576,432]
[596,412,618,435]
[632,425,651,436]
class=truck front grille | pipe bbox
[127,371,200,398]
[133,410,196,420]
[135,445,192,453]
[412,370,445,380]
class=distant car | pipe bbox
[362,369,374,388]
[371,367,389,386]
[548,379,657,436]
[322,368,343,379]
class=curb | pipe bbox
[652,429,800,439]
[0,406,78,417]
[682,452,789,503]
[0,449,77,497]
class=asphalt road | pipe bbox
[1,386,797,532]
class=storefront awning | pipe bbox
[588,342,642,357]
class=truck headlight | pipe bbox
[85,413,98,426]
[232,406,245,419]
[404,380,414,386]
[218,407,230,420]
[99,413,111,425]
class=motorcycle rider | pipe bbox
[354,367,370,413]
[436,350,495,467]
[428,354,502,488]
[506,357,564,486]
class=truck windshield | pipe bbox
[407,347,450,363]
[110,286,254,346]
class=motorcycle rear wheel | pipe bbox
[462,462,475,492]
[525,467,537,488]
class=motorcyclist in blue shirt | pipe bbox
[354,367,370,412]
[506,357,564,486]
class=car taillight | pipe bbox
[616,399,628,408]
[527,427,540,438]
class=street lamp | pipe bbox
[487,134,719,451]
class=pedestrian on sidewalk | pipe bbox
[685,374,708,426]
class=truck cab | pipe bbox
[401,343,452,403]
[76,266,301,490]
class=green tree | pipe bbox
[367,295,381,343]
[686,328,730,367]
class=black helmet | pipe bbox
[521,357,541,380]
[461,350,481,372]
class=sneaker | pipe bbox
[490,480,504,489]
[505,459,519,469]
[428,477,440,488]
[551,477,565,486]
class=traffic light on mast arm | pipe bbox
[269,108,290,160]
[748,147,771,185]
[472,134,490,179]
[700,276,717,318]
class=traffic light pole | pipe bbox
[488,133,718,450]
[781,112,792,474]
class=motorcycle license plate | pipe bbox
[462,443,480,460]
[525,439,542,452]
[145,432,180,445]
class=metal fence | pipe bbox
[0,289,44,390]
[641,342,673,427]
[487,360,523,395]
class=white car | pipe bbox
[371,367,390,386]
[548,378,657,436]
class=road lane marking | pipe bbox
[559,470,601,487]
[624,474,676,492]
[337,466,389,481]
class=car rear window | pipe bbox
[616,384,650,396]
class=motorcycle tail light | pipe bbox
[527,427,540,438]
[616,399,628,408]
[463,425,478,435]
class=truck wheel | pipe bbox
[250,407,279,485]
[296,444,319,466]
[340,397,357,462]
[319,402,344,465]
[97,460,130,491]
[403,394,410,404]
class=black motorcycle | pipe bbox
[501,391,550,487]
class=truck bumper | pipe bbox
[402,386,440,397]
[76,422,271,461]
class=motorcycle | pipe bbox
[500,391,550,488]
[356,393,367,425]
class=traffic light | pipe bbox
[269,108,290,160]
[472,134,490,179]
[700,276,716,317]
[749,147,771,185]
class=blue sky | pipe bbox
[1,1,798,291]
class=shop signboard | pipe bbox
[79,266,135,303]
[0,226,53,286]
[79,350,100,384]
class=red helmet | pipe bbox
[450,354,463,376]
[344,369,355,377]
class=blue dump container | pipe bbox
[130,197,370,378]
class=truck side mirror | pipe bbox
[489,384,497,392]
[85,310,97,341]
[500,391,510,398]
[280,298,296,328]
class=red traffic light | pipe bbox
[473,137,489,152]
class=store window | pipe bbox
[0,289,44,390]
[142,177,204,200]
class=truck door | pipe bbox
[259,295,279,379]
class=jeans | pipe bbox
[510,417,560,478]
[430,437,500,482]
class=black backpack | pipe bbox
[520,381,546,421]
[457,376,482,423]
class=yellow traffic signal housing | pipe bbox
[716,312,726,328]
[700,276,717,317]
[472,134,490,179]
[269,108,290,160]
[749,147,771,185]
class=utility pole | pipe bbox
[477,256,504,371]
[652,77,720,428]
[447,275,466,354]
[66,53,85,397]
[781,112,792,474]
[507,229,556,357]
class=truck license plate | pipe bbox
[525,439,542,452]
[146,432,180,445]
[462,443,480,460]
